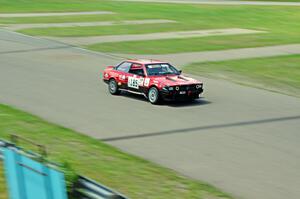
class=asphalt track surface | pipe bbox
[45,28,265,45]
[1,29,300,199]
[3,19,176,31]
[118,44,300,66]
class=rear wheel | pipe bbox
[108,79,120,95]
[148,87,160,104]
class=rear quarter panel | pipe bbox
[103,67,119,81]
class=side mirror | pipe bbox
[179,70,182,74]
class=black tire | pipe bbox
[108,79,120,95]
[148,87,160,104]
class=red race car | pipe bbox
[102,59,203,104]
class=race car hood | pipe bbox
[152,75,202,86]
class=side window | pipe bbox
[116,62,132,73]
[129,64,145,76]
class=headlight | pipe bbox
[196,84,202,89]
[163,86,171,91]
[163,86,174,91]
[175,86,180,91]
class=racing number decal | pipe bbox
[128,76,140,89]
[138,78,144,86]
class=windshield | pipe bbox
[146,63,180,76]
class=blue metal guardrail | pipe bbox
[0,137,129,199]
[0,138,68,199]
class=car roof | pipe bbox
[126,59,167,65]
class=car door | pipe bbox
[127,63,146,93]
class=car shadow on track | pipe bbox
[121,91,149,102]
[163,97,211,107]
[121,92,211,107]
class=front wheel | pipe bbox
[108,79,120,95]
[148,87,160,104]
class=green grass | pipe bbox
[0,14,153,24]
[83,3,300,54]
[184,55,300,97]
[1,0,300,54]
[19,22,195,37]
[0,163,7,199]
[0,104,232,199]
[240,0,300,2]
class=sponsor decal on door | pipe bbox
[128,76,140,89]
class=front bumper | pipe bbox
[160,88,203,101]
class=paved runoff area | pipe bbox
[43,28,266,45]
[1,29,300,199]
[116,0,300,6]
[2,19,176,31]
[117,44,300,66]
[0,11,114,18]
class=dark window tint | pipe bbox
[116,62,131,72]
[146,63,179,76]
[130,69,144,76]
[129,64,145,76]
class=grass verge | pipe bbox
[0,163,7,199]
[184,54,300,97]
[1,0,300,54]
[0,104,232,199]
[239,0,300,2]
